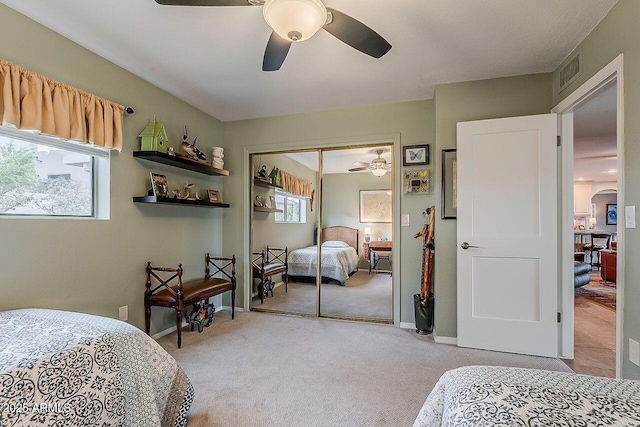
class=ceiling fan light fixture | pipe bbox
[263,0,327,42]
[371,166,387,177]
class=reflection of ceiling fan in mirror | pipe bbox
[349,149,392,177]
[154,0,392,71]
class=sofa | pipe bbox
[574,261,591,288]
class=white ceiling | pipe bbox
[573,83,618,184]
[1,0,618,122]
[286,145,392,174]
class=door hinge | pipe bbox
[557,136,561,147]
[557,312,561,323]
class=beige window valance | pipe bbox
[0,59,124,151]
[280,170,313,198]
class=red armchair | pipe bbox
[600,248,616,284]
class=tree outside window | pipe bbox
[0,137,93,217]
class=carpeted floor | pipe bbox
[158,311,573,427]
[252,271,392,319]
[574,272,616,310]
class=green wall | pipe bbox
[223,100,434,324]
[323,172,393,269]
[432,74,554,338]
[551,0,640,378]
[0,4,224,335]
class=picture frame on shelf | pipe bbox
[402,144,429,166]
[207,190,221,203]
[150,173,168,197]
[441,149,457,219]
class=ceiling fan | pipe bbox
[154,0,392,71]
[349,149,391,177]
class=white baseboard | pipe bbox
[433,333,458,345]
[400,321,416,330]
[218,305,244,312]
[152,321,187,340]
[151,306,244,340]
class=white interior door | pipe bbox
[457,114,558,357]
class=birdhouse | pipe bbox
[139,115,168,153]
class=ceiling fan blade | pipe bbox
[155,0,255,5]
[323,8,392,59]
[352,161,371,168]
[263,32,292,71]
[348,167,370,172]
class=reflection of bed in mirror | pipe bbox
[287,226,359,285]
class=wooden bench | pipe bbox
[145,254,236,348]
[252,246,288,304]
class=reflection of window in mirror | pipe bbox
[590,203,596,218]
[274,191,307,223]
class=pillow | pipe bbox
[322,240,349,248]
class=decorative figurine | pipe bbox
[268,166,279,185]
[185,301,215,333]
[139,115,168,153]
[167,147,176,156]
[180,126,206,161]
[172,189,181,199]
[182,183,196,200]
[258,165,268,179]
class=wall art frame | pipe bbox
[441,149,457,219]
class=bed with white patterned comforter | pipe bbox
[414,365,640,427]
[0,309,193,427]
[287,243,359,284]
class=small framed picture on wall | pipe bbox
[403,144,429,166]
[606,203,617,225]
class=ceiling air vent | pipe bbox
[559,51,582,93]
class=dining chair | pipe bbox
[584,233,611,268]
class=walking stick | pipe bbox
[413,206,435,299]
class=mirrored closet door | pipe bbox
[249,146,393,323]
[319,146,393,322]
[250,151,319,316]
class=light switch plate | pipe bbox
[625,206,636,228]
[630,339,640,366]
[401,214,410,227]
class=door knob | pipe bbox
[460,242,479,250]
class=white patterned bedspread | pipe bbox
[0,309,193,427]
[414,365,640,427]
[287,246,359,284]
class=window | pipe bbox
[0,127,110,218]
[274,191,307,223]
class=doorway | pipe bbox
[568,82,618,378]
[553,55,624,378]
[248,144,394,324]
